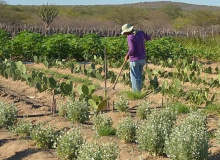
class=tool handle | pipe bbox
[112,60,127,89]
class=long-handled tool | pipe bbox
[112,60,127,90]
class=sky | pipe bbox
[5,0,220,6]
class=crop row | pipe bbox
[0,99,216,160]
[1,29,218,62]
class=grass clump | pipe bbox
[204,104,220,115]
[121,90,148,100]
[136,100,151,120]
[11,118,33,138]
[168,102,190,114]
[116,116,137,143]
[92,113,115,136]
[0,102,17,128]
[114,95,129,112]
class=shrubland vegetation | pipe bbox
[0,1,220,32]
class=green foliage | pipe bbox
[0,102,17,128]
[114,95,129,112]
[66,100,89,123]
[137,108,177,156]
[96,125,116,136]
[136,100,151,120]
[116,116,137,143]
[77,141,120,160]
[122,90,148,100]
[204,104,220,115]
[146,37,189,62]
[11,31,43,59]
[0,29,9,58]
[11,118,33,138]
[101,36,127,60]
[55,128,85,160]
[79,34,104,61]
[92,113,113,136]
[30,123,57,149]
[168,102,190,114]
[166,111,209,160]
[43,34,75,59]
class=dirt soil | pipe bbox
[0,63,220,160]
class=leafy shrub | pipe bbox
[0,29,10,58]
[136,100,151,120]
[66,100,89,123]
[0,102,17,128]
[137,108,177,156]
[77,141,120,160]
[114,95,129,112]
[165,111,209,160]
[11,31,43,59]
[43,34,75,59]
[92,113,113,136]
[11,118,33,138]
[79,34,104,61]
[30,123,57,149]
[55,127,85,160]
[116,116,137,143]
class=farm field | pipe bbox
[1,29,220,159]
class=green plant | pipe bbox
[137,108,177,156]
[136,100,151,120]
[116,116,137,143]
[30,123,57,149]
[0,102,17,128]
[92,113,113,136]
[77,141,120,160]
[168,102,190,114]
[165,111,209,160]
[97,125,116,136]
[58,100,67,117]
[11,118,33,138]
[121,90,148,100]
[55,127,85,160]
[114,95,129,112]
[204,104,220,115]
[66,100,89,123]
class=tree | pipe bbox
[106,6,147,25]
[160,4,183,20]
[35,3,59,28]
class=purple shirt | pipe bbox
[127,31,151,62]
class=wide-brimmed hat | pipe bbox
[121,24,133,35]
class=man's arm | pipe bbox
[127,36,135,56]
[144,33,151,41]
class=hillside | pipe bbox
[124,1,220,11]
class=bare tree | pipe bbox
[35,3,59,29]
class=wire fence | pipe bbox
[0,24,218,38]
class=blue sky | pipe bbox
[5,0,220,6]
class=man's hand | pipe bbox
[124,54,129,62]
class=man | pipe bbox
[121,23,151,92]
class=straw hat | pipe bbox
[121,24,133,35]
